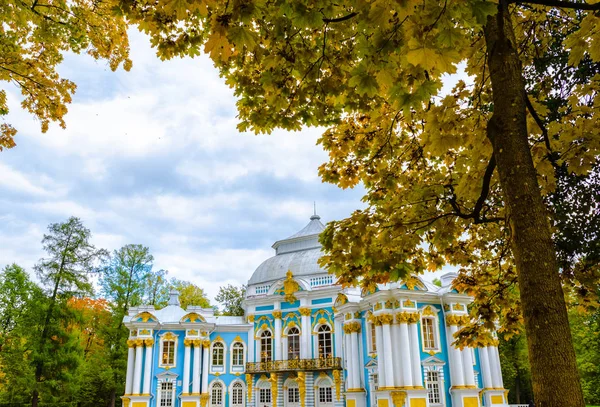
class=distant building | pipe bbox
[122,214,506,407]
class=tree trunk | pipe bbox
[484,2,585,407]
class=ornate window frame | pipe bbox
[419,306,442,353]
[159,332,179,369]
[283,377,300,407]
[285,326,301,361]
[156,371,178,407]
[259,329,273,362]
[210,379,225,407]
[314,375,334,407]
[211,340,226,373]
[366,312,377,355]
[230,380,246,407]
[422,356,446,407]
[315,324,333,359]
[230,340,246,373]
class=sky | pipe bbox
[1,29,451,302]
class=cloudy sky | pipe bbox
[1,29,370,300]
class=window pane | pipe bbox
[288,388,299,403]
[288,328,300,360]
[160,382,173,407]
[426,371,441,404]
[318,326,332,358]
[259,389,272,403]
[162,341,175,366]
[318,387,332,404]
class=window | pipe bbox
[422,317,437,350]
[288,387,300,404]
[372,373,379,391]
[232,342,245,367]
[212,342,224,367]
[261,331,272,362]
[287,327,300,360]
[318,387,333,404]
[259,388,272,404]
[317,325,332,358]
[369,323,377,353]
[211,382,224,407]
[232,382,244,407]
[426,371,441,405]
[160,382,174,407]
[162,340,176,366]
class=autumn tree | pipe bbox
[31,217,106,407]
[0,0,131,151]
[215,284,246,316]
[170,279,211,309]
[117,0,600,405]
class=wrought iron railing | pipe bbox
[246,357,342,373]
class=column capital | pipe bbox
[273,310,282,319]
[446,314,469,326]
[299,307,311,317]
[144,338,154,347]
[127,339,136,348]
[184,338,194,347]
[343,321,362,334]
[379,313,394,325]
[247,314,255,323]
[202,339,211,348]
[134,339,144,347]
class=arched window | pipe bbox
[232,342,245,368]
[160,333,178,368]
[231,382,245,407]
[260,330,272,362]
[212,342,224,367]
[421,317,438,351]
[315,377,333,407]
[287,327,300,360]
[317,325,332,358]
[211,382,224,407]
[287,382,299,407]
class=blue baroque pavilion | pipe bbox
[122,214,507,407]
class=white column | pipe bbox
[143,339,153,394]
[202,342,210,393]
[193,341,202,394]
[345,333,355,389]
[182,340,191,394]
[448,325,465,387]
[409,322,423,388]
[350,332,361,390]
[334,319,343,358]
[391,322,402,387]
[374,323,386,388]
[125,342,135,395]
[479,347,493,389]
[490,346,504,388]
[274,308,282,361]
[382,322,395,388]
[300,304,311,359]
[399,322,413,387]
[132,340,144,395]
[461,347,476,387]
[248,326,255,363]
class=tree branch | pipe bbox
[510,0,600,10]
[525,95,559,168]
[322,12,358,23]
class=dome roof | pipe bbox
[248,214,326,286]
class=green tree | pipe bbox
[499,333,533,404]
[0,0,131,151]
[170,279,211,309]
[570,308,600,404]
[98,244,155,407]
[215,284,246,316]
[118,0,600,404]
[31,216,106,407]
[143,268,170,307]
[0,264,37,339]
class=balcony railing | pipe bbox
[246,357,342,373]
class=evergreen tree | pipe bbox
[31,217,106,407]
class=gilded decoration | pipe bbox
[269,373,278,407]
[134,339,144,347]
[247,314,255,323]
[184,339,193,347]
[144,338,154,346]
[332,369,341,400]
[234,335,243,342]
[254,316,274,337]
[343,321,362,334]
[202,339,210,348]
[379,314,394,325]
[246,374,253,401]
[395,312,420,324]
[200,394,209,407]
[136,312,156,322]
[183,312,205,323]
[201,331,208,336]
[384,300,394,309]
[273,310,282,319]
[283,271,300,303]
[354,311,361,319]
[374,303,383,311]
[188,329,199,335]
[139,329,150,335]
[127,339,136,348]
[299,307,312,317]
[421,306,436,316]
[446,314,470,326]
[452,303,466,311]
[296,372,306,407]
[390,391,407,407]
[443,304,450,312]
[163,332,176,341]
[403,299,415,308]
[311,309,334,333]
[345,313,352,321]
[393,300,400,308]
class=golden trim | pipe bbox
[299,307,311,317]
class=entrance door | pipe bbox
[317,386,334,407]
[259,388,272,407]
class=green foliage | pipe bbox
[170,279,211,309]
[215,284,246,316]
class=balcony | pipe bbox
[246,357,342,373]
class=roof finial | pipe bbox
[310,202,320,220]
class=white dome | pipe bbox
[247,215,326,286]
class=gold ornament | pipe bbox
[332,370,341,400]
[283,270,300,303]
[273,310,282,319]
[299,307,312,317]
